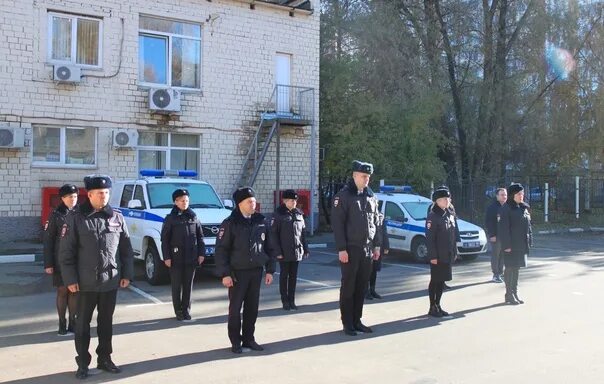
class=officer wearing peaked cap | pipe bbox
[59,175,133,379]
[214,187,275,354]
[331,160,381,336]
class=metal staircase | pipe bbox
[234,84,314,189]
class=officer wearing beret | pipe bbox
[497,183,532,305]
[43,184,80,335]
[161,189,205,321]
[214,187,275,353]
[270,189,309,311]
[59,175,134,379]
[425,186,459,318]
[331,160,381,336]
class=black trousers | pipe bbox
[339,246,372,328]
[74,290,117,368]
[170,265,196,315]
[228,268,263,346]
[279,260,299,304]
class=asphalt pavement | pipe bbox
[1,233,603,383]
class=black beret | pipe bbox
[282,189,298,200]
[58,184,78,197]
[233,187,255,205]
[172,189,189,202]
[352,160,374,175]
[507,183,524,197]
[432,186,451,202]
[84,175,112,191]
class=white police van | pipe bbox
[376,185,487,263]
[109,170,233,285]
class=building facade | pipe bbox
[0,0,319,241]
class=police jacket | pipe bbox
[43,203,78,271]
[331,180,381,252]
[484,200,503,238]
[497,201,532,268]
[214,208,276,278]
[426,205,459,264]
[270,204,308,262]
[59,200,134,292]
[161,206,205,267]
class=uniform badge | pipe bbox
[173,247,179,253]
[43,221,49,231]
[333,197,339,207]
[60,224,68,238]
[426,220,432,229]
[261,232,265,241]
[497,214,501,222]
[218,227,225,240]
[270,218,274,226]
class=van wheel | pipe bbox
[411,237,429,263]
[145,243,167,285]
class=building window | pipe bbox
[32,126,97,167]
[138,15,202,89]
[137,132,200,173]
[48,12,102,67]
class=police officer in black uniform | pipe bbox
[214,187,275,354]
[498,183,532,305]
[161,188,205,321]
[44,184,80,335]
[59,175,134,380]
[270,189,309,311]
[331,160,381,336]
[425,186,459,318]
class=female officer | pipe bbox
[270,189,309,310]
[425,186,458,318]
[498,183,532,305]
[43,184,79,335]
[160,189,205,321]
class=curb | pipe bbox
[536,227,604,235]
[308,243,328,249]
[0,254,37,264]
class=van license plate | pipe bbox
[463,242,480,248]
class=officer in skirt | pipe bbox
[366,212,388,300]
[160,189,205,321]
[498,183,532,305]
[59,175,134,379]
[43,184,80,335]
[214,187,275,354]
[331,160,382,336]
[425,186,459,318]
[270,189,309,311]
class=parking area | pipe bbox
[1,233,604,383]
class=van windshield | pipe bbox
[147,183,223,209]
[402,201,431,220]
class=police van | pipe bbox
[375,185,487,263]
[109,170,233,285]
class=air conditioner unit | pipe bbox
[149,88,181,113]
[0,127,25,148]
[53,65,81,83]
[112,129,139,149]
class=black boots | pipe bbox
[504,268,523,305]
[58,319,68,336]
[428,304,442,317]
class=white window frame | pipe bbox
[47,12,103,69]
[136,132,201,172]
[31,126,98,169]
[138,16,202,90]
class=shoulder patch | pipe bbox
[426,220,432,229]
[333,196,340,207]
[60,224,68,238]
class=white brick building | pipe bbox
[0,0,319,242]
